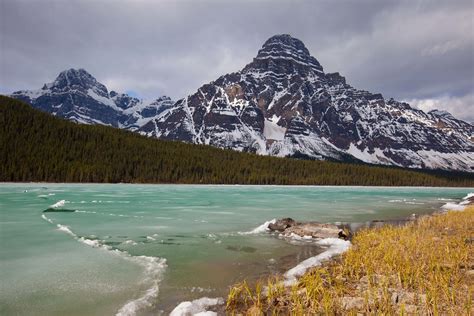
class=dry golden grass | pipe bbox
[226,205,474,315]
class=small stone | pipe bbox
[439,263,455,270]
[359,274,386,285]
[391,290,419,305]
[338,230,349,240]
[341,296,365,310]
[418,294,427,304]
[247,306,263,316]
[400,304,417,314]
[391,292,399,304]
[297,288,307,295]
[459,263,474,269]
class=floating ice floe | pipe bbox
[50,199,67,208]
[122,240,138,246]
[41,214,54,224]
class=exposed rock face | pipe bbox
[138,34,473,171]
[10,68,174,130]
[10,34,474,171]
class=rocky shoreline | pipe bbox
[223,193,474,315]
[268,217,349,240]
[172,193,474,315]
[268,192,474,240]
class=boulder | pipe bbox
[268,218,297,232]
[283,222,342,239]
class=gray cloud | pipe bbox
[405,93,474,123]
[1,0,473,121]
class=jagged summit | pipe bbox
[57,68,92,79]
[259,34,312,57]
[47,68,108,96]
[156,96,173,102]
[428,109,454,118]
[244,34,324,75]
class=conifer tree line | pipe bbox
[1,96,473,186]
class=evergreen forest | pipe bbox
[1,96,472,186]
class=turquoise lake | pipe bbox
[0,184,472,315]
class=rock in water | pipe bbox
[284,222,342,239]
[268,218,297,232]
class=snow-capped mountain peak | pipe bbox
[11,68,174,129]
[138,34,473,172]
[247,34,324,75]
[49,68,108,95]
[9,35,474,172]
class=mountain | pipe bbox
[10,68,174,130]
[10,35,473,172]
[138,34,473,172]
[2,95,473,186]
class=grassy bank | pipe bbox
[226,205,474,315]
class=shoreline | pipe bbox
[2,181,474,189]
[173,192,473,315]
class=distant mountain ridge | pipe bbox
[11,68,175,130]
[10,35,474,172]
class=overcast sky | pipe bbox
[1,0,473,121]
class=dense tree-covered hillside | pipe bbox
[1,96,472,186]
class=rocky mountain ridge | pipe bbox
[9,35,473,172]
[11,68,174,130]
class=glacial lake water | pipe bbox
[0,184,472,315]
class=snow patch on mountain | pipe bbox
[264,119,286,141]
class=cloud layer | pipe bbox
[1,0,473,121]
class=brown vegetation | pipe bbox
[227,206,474,315]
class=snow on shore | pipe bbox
[284,237,351,285]
[441,192,473,211]
[170,297,224,316]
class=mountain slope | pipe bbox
[138,35,473,172]
[11,68,174,130]
[9,35,473,172]
[2,96,473,186]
